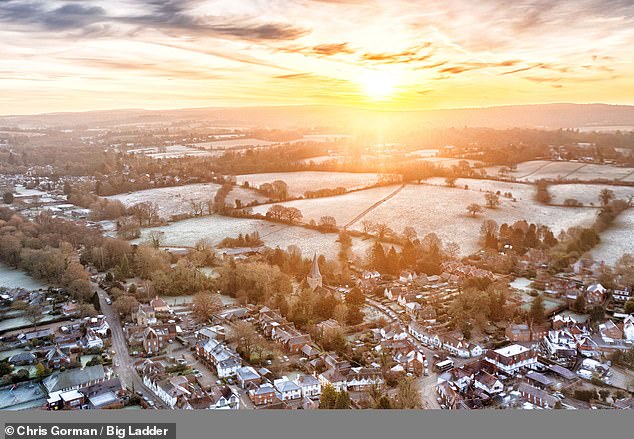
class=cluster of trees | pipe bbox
[447,283,515,337]
[319,384,351,409]
[535,180,552,204]
[367,232,457,276]
[0,208,99,302]
[304,187,347,199]
[480,220,558,253]
[257,180,288,200]
[307,215,337,233]
[265,205,303,223]
[218,232,263,248]
[365,377,421,409]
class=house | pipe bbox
[143,327,171,354]
[62,302,81,316]
[318,368,348,392]
[442,336,482,358]
[473,370,503,395]
[436,381,460,409]
[598,320,623,342]
[195,325,226,342]
[576,336,600,358]
[196,339,241,378]
[87,391,122,410]
[585,284,606,305]
[150,296,170,313]
[294,374,321,398]
[45,345,71,369]
[43,365,108,394]
[346,367,384,391]
[205,385,240,410]
[408,322,442,349]
[80,329,104,350]
[236,366,261,389]
[525,371,553,389]
[394,350,426,376]
[484,344,537,375]
[8,352,37,366]
[248,383,277,406]
[518,382,558,408]
[301,344,320,359]
[543,329,577,358]
[506,324,548,343]
[274,377,302,401]
[136,304,156,326]
[316,319,341,336]
[46,389,85,410]
[547,364,577,381]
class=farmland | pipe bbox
[245,181,598,254]
[135,215,376,261]
[549,184,634,206]
[485,160,634,182]
[351,184,598,254]
[590,209,634,265]
[236,171,389,197]
[107,183,266,219]
[250,185,399,227]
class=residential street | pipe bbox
[94,283,166,409]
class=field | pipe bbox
[486,160,634,182]
[549,184,634,206]
[107,184,266,219]
[135,215,376,261]
[236,171,388,197]
[351,184,597,254]
[127,145,221,159]
[590,209,634,265]
[245,182,598,254]
[0,264,47,290]
[250,185,398,227]
[425,177,537,201]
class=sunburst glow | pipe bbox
[359,70,399,101]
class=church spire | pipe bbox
[307,252,323,290]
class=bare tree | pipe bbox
[466,203,483,217]
[361,220,374,234]
[192,291,223,323]
[484,192,501,209]
[24,304,44,329]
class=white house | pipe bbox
[294,374,321,398]
[474,371,504,395]
[623,315,634,341]
[274,377,302,401]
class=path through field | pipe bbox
[344,184,405,229]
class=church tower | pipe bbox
[307,253,323,291]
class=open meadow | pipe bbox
[107,184,266,219]
[135,214,376,261]
[590,209,634,265]
[236,171,389,197]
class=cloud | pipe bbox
[439,60,521,74]
[274,73,314,79]
[361,44,433,64]
[0,0,309,41]
[311,42,354,55]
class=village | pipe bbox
[2,240,634,411]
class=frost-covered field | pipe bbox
[128,145,221,159]
[590,209,634,265]
[135,215,374,260]
[486,160,634,182]
[549,184,634,205]
[107,184,265,218]
[564,163,634,181]
[250,185,399,227]
[236,171,387,197]
[0,264,47,290]
[425,178,536,201]
[348,184,597,254]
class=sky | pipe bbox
[0,0,633,114]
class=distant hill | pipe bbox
[1,103,633,130]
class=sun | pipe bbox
[359,69,398,101]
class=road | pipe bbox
[94,283,166,409]
[366,298,443,408]
[167,341,255,410]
